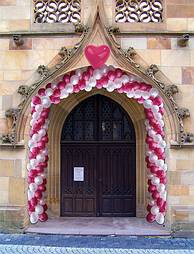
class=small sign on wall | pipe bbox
[73,167,84,181]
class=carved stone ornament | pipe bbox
[13,34,24,47]
[37,65,50,77]
[126,47,137,58]
[183,132,194,143]
[3,8,191,147]
[107,26,120,34]
[177,108,190,120]
[1,108,20,144]
[74,23,88,33]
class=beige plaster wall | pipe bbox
[0,0,194,232]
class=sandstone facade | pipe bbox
[0,0,194,233]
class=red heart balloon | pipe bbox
[84,45,110,69]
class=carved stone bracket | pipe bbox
[0,108,20,144]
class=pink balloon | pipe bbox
[30,197,38,207]
[63,74,70,83]
[87,66,94,75]
[82,72,90,81]
[57,81,66,90]
[52,88,61,97]
[35,190,42,199]
[84,45,110,69]
[46,83,52,89]
[150,166,159,174]
[39,212,48,222]
[78,79,86,89]
[157,198,165,208]
[148,184,156,193]
[115,68,123,78]
[96,80,103,89]
[152,190,160,200]
[38,88,46,96]
[32,96,41,105]
[146,212,156,223]
[38,184,46,192]
[107,70,116,81]
[37,141,46,150]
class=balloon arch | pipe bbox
[27,65,167,225]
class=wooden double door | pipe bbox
[61,95,136,217]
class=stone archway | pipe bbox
[27,65,167,225]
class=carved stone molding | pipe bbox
[3,9,192,147]
[177,108,190,120]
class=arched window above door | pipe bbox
[61,95,135,143]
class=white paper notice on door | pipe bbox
[73,167,84,181]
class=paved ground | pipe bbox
[26,217,170,235]
[0,245,193,254]
[0,234,194,253]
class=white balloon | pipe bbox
[149,88,159,98]
[121,75,129,84]
[149,154,158,163]
[39,199,46,206]
[35,105,43,113]
[32,133,41,142]
[156,159,165,167]
[148,174,154,179]
[163,164,168,172]
[38,129,46,138]
[65,84,73,93]
[114,78,122,88]
[151,205,159,215]
[42,148,48,156]
[27,163,33,171]
[126,91,135,98]
[30,212,39,224]
[148,200,155,206]
[34,176,43,185]
[36,154,45,163]
[28,190,34,200]
[45,88,53,97]
[60,90,69,99]
[141,91,149,100]
[42,97,51,108]
[154,134,162,142]
[35,205,44,215]
[157,183,165,193]
[148,130,156,138]
[93,69,102,80]
[70,75,79,85]
[51,83,57,89]
[30,159,38,168]
[75,69,82,77]
[143,99,153,109]
[159,140,166,149]
[32,112,40,120]
[151,176,160,185]
[156,212,165,225]
[28,140,35,148]
[89,77,96,87]
[100,65,108,74]
[134,90,142,99]
[152,105,159,113]
[85,85,92,92]
[160,190,167,201]
[29,183,38,192]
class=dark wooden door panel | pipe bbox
[61,95,136,217]
[98,144,136,216]
[61,144,97,216]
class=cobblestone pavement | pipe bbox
[0,245,194,254]
[0,234,194,253]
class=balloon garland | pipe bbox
[28,65,167,225]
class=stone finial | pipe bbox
[58,47,68,59]
[17,85,30,98]
[146,64,159,76]
[37,65,49,77]
[177,108,190,119]
[164,85,179,97]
